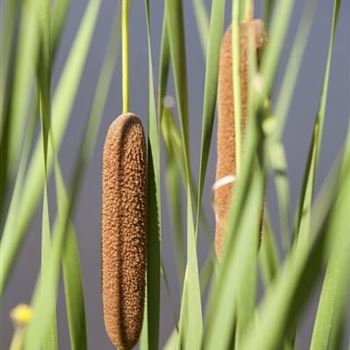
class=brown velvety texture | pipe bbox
[215,19,266,257]
[102,113,147,349]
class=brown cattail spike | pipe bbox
[102,113,147,349]
[215,19,267,257]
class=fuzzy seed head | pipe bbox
[215,19,267,257]
[102,113,147,349]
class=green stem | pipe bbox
[263,0,274,28]
[232,0,242,176]
[9,328,24,350]
[244,0,254,21]
[122,0,129,113]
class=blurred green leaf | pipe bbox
[191,0,209,57]
[157,10,186,284]
[0,0,19,110]
[203,0,298,338]
[267,140,290,249]
[0,97,39,275]
[161,107,186,181]
[51,0,70,57]
[259,216,280,289]
[24,1,118,345]
[59,170,88,350]
[158,13,170,117]
[141,1,161,349]
[196,0,225,231]
[1,0,101,293]
[6,0,40,180]
[240,146,347,350]
[37,0,58,347]
[203,147,264,349]
[165,154,186,281]
[294,0,341,249]
[0,0,20,151]
[41,191,58,350]
[259,0,294,100]
[263,0,275,28]
[310,123,350,350]
[165,0,203,347]
[62,6,120,349]
[24,0,105,346]
[273,0,318,138]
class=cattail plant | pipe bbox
[102,113,147,349]
[214,18,267,257]
[3,1,349,349]
[102,1,147,348]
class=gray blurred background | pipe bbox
[2,0,350,349]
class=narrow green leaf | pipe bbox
[0,0,19,99]
[191,0,209,57]
[203,159,264,349]
[294,0,341,248]
[25,0,111,341]
[158,12,170,118]
[165,1,203,347]
[310,124,350,350]
[51,0,70,57]
[273,0,318,138]
[24,0,105,345]
[0,97,39,265]
[7,0,40,179]
[240,149,347,350]
[196,0,225,231]
[231,0,243,175]
[141,2,161,349]
[0,0,20,138]
[0,0,39,219]
[60,171,88,350]
[165,156,186,281]
[265,0,318,250]
[204,22,267,346]
[24,162,72,350]
[242,217,327,350]
[259,216,280,288]
[259,0,295,101]
[157,10,186,285]
[158,4,211,243]
[178,194,203,349]
[161,106,213,242]
[62,7,120,349]
[204,0,297,344]
[161,107,186,183]
[41,191,58,350]
[165,0,190,167]
[37,0,58,347]
[267,140,290,249]
[263,0,275,29]
[1,0,101,292]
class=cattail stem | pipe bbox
[9,328,24,350]
[244,1,254,22]
[122,0,129,113]
[232,0,242,176]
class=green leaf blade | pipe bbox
[1,0,101,292]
